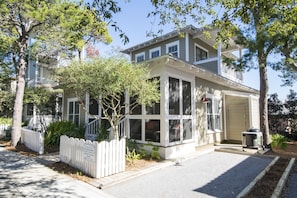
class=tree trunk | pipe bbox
[259,61,271,147]
[11,39,28,146]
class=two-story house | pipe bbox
[62,25,260,159]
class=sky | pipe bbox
[97,1,297,101]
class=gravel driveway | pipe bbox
[103,152,272,198]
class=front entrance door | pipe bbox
[227,103,249,141]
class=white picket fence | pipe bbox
[21,128,44,154]
[60,135,126,178]
[0,124,10,139]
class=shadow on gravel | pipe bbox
[194,155,273,198]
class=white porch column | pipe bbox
[161,73,169,147]
[85,93,90,125]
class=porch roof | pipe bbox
[147,55,259,95]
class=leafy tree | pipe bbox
[268,93,284,133]
[55,57,160,140]
[284,89,297,118]
[268,93,283,116]
[0,0,112,146]
[149,0,297,146]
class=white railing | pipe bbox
[60,135,126,178]
[0,124,10,139]
[85,119,100,141]
[21,128,44,154]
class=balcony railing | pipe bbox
[27,77,58,88]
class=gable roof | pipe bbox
[122,25,241,54]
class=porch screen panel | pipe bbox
[169,77,180,115]
[183,119,192,140]
[169,120,180,142]
[146,77,160,115]
[145,119,160,143]
[182,80,191,115]
[130,119,142,140]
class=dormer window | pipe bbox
[195,44,208,61]
[149,47,161,59]
[166,41,179,57]
[135,52,145,62]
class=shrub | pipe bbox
[0,117,12,125]
[271,134,288,150]
[126,147,141,165]
[44,121,85,146]
[96,121,110,142]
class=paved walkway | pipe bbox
[0,147,113,198]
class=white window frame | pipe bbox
[194,44,208,62]
[166,41,180,58]
[149,47,161,59]
[206,94,222,133]
[67,97,80,126]
[135,52,145,62]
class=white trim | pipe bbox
[205,94,222,134]
[149,46,161,59]
[194,44,209,62]
[135,51,145,62]
[85,93,89,125]
[193,57,217,65]
[185,33,189,62]
[166,41,180,58]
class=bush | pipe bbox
[271,134,288,150]
[44,121,85,146]
[0,117,12,125]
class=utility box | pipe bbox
[242,128,263,150]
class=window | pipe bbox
[145,119,160,142]
[68,98,80,126]
[195,45,208,61]
[166,41,179,57]
[130,96,142,115]
[27,103,34,115]
[149,47,161,59]
[135,52,145,62]
[169,77,180,115]
[206,96,222,132]
[130,119,142,140]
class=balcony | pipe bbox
[27,77,58,89]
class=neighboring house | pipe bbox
[62,25,260,159]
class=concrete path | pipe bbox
[0,147,113,198]
[103,152,273,198]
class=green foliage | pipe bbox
[0,117,12,125]
[44,121,85,146]
[271,134,288,150]
[0,91,14,118]
[126,138,139,151]
[96,121,111,142]
[56,57,160,139]
[126,147,141,165]
[151,145,161,160]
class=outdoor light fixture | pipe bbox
[201,97,210,103]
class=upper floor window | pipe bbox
[166,41,179,57]
[149,47,161,59]
[135,52,145,62]
[195,45,208,61]
[206,95,222,132]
